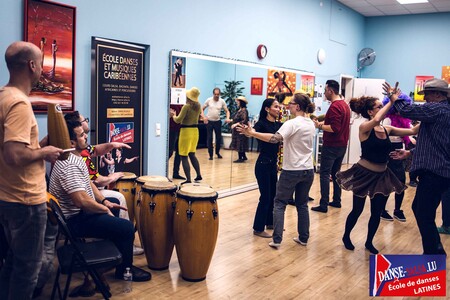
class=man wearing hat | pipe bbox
[385,78,450,255]
[230,96,249,162]
[202,88,231,160]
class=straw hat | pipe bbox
[186,87,200,102]
[235,96,248,104]
[417,78,450,95]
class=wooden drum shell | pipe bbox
[134,175,169,238]
[173,185,219,281]
[112,172,137,224]
[140,181,177,270]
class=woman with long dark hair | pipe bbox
[337,87,418,254]
[230,96,249,163]
[251,98,282,238]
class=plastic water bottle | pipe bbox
[123,267,132,293]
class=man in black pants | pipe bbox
[202,88,231,160]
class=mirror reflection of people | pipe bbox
[202,88,231,160]
[114,148,139,173]
[251,98,282,238]
[169,105,184,180]
[230,96,249,163]
[170,87,203,184]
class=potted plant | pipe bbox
[220,80,245,149]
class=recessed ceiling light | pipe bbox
[397,0,428,4]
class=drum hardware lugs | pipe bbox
[212,208,218,219]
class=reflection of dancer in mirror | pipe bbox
[272,71,292,95]
[173,58,183,86]
[170,87,203,184]
[114,148,138,173]
[39,37,46,68]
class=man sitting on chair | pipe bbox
[49,119,151,282]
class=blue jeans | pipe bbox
[67,211,135,274]
[412,171,450,254]
[273,169,314,244]
[36,219,58,289]
[253,157,278,232]
[319,146,347,208]
[0,201,47,300]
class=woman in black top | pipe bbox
[337,86,418,254]
[252,98,282,238]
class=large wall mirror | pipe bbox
[167,50,314,196]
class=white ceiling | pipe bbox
[336,0,450,17]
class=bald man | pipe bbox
[0,41,63,299]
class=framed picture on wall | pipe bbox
[251,77,263,95]
[24,0,76,113]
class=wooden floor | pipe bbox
[37,173,450,300]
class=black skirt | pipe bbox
[336,163,407,199]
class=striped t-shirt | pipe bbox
[49,153,95,218]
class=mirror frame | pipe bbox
[167,50,315,197]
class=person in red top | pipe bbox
[311,80,350,213]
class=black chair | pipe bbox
[48,198,122,300]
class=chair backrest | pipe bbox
[48,197,82,249]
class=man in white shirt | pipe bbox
[202,88,231,160]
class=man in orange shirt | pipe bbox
[0,41,62,299]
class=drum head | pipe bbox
[136,175,168,184]
[119,172,137,181]
[143,180,177,192]
[178,185,217,198]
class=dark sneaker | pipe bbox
[381,210,394,221]
[311,206,327,213]
[328,201,341,208]
[217,154,223,159]
[116,266,151,282]
[393,210,406,222]
[194,175,202,181]
[253,230,272,238]
[233,159,244,163]
[173,174,186,180]
[209,157,213,160]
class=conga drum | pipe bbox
[174,185,219,281]
[112,172,137,224]
[140,181,177,270]
[47,103,71,160]
[134,175,169,239]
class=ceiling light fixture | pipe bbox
[397,0,428,4]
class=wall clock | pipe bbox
[257,44,267,59]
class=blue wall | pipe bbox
[364,13,450,94]
[3,0,447,175]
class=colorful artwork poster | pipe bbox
[107,122,134,144]
[369,254,446,297]
[267,69,296,97]
[442,66,450,84]
[301,75,315,97]
[171,56,186,88]
[92,37,146,176]
[25,0,76,113]
[414,75,433,102]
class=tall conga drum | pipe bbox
[47,103,71,160]
[134,175,169,239]
[140,181,177,270]
[174,185,219,281]
[112,172,137,224]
